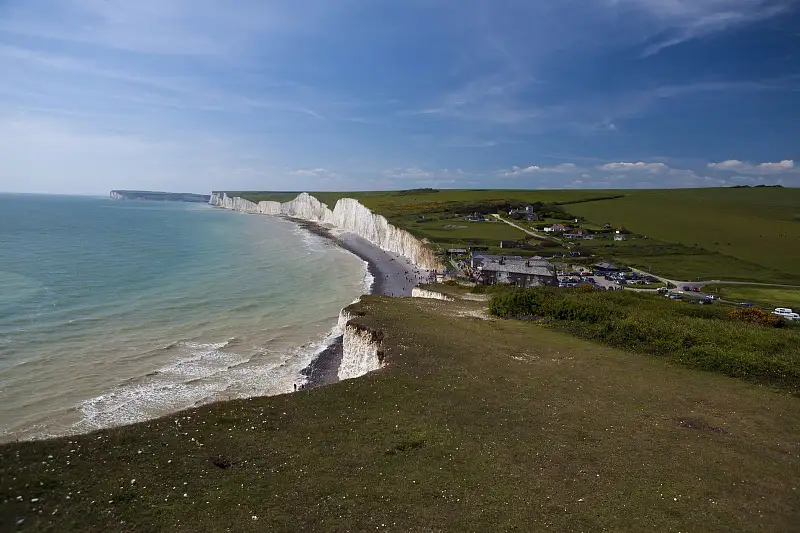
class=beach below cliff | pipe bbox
[292,219,436,388]
[290,218,436,297]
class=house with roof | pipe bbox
[472,255,557,287]
[594,262,620,272]
[564,228,593,240]
[544,223,570,233]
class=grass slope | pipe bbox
[2,296,798,532]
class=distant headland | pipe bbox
[109,190,211,203]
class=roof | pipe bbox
[477,256,554,277]
[480,262,556,277]
[595,262,618,270]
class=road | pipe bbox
[491,214,553,241]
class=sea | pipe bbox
[0,194,370,442]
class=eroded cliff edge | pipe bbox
[209,192,440,270]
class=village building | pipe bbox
[594,262,620,272]
[471,254,557,287]
[445,248,468,256]
[563,228,593,240]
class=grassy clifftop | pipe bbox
[2,295,798,531]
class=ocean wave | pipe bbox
[66,328,339,434]
[362,260,375,294]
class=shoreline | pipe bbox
[289,217,435,389]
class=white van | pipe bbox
[775,308,793,314]
[773,311,800,321]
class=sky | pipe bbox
[1,0,799,194]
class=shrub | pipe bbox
[728,308,785,328]
[488,288,800,392]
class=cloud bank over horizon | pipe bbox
[1,0,798,194]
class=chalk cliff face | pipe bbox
[210,194,281,215]
[338,323,383,381]
[411,287,453,301]
[209,192,439,270]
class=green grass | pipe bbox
[705,285,800,309]
[2,296,798,531]
[489,287,800,392]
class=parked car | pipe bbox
[738,302,753,307]
[691,287,700,292]
[698,299,712,305]
[775,308,794,315]
[682,285,691,291]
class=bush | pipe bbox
[728,308,785,328]
[488,288,800,392]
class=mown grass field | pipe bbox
[705,284,800,309]
[3,296,798,532]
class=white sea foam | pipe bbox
[70,327,345,433]
[362,260,375,294]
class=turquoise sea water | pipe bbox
[0,194,367,442]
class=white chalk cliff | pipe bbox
[411,287,453,301]
[338,322,383,381]
[209,192,439,270]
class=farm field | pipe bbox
[589,239,795,283]
[705,284,800,309]
[566,187,800,283]
[2,295,798,531]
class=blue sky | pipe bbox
[1,0,798,194]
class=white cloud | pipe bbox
[598,162,669,172]
[291,168,338,178]
[502,163,578,176]
[382,167,433,179]
[612,0,793,55]
[708,159,795,173]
